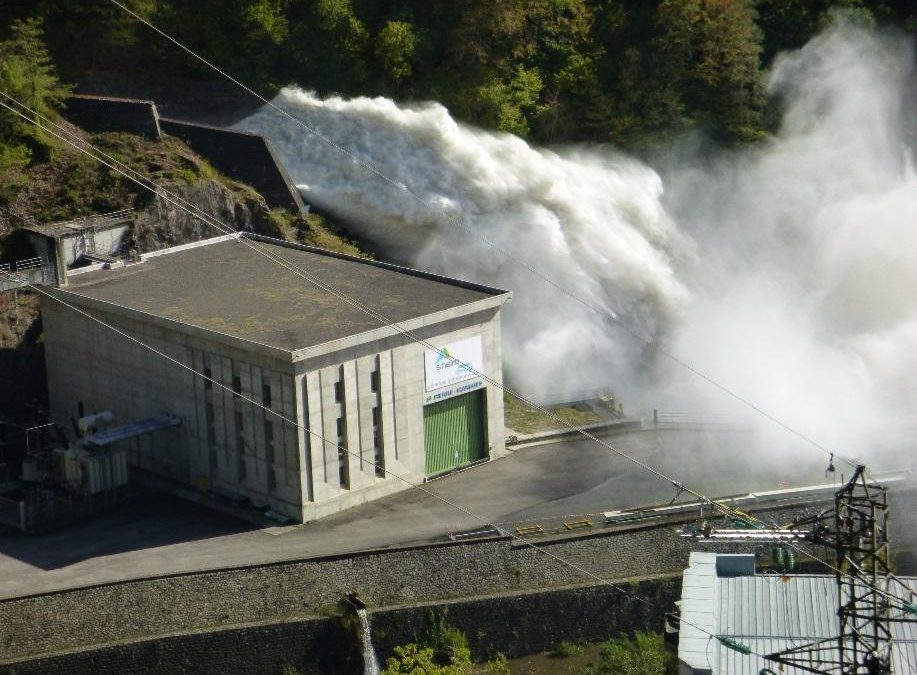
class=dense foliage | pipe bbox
[1,1,914,151]
[580,631,675,675]
[0,17,70,202]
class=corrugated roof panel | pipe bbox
[680,553,917,675]
[720,575,837,639]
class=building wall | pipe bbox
[41,297,304,520]
[294,306,506,521]
[42,293,507,524]
[59,224,131,266]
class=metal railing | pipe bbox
[12,257,43,271]
[651,410,751,431]
[51,208,134,232]
[0,258,50,291]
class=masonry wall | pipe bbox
[159,118,306,213]
[0,503,817,665]
[40,294,304,520]
[0,579,681,675]
[64,95,161,139]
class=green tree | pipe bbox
[375,20,417,83]
[480,652,511,675]
[381,643,472,675]
[754,0,878,63]
[581,632,674,675]
[474,66,544,137]
[240,0,290,86]
[0,17,70,203]
[655,0,767,143]
[0,17,70,139]
[287,0,369,92]
[419,610,473,669]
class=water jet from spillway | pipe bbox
[238,21,917,465]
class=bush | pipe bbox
[552,641,585,658]
[582,632,674,675]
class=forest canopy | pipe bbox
[0,0,914,150]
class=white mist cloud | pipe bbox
[239,93,691,404]
[661,22,917,464]
[238,20,916,466]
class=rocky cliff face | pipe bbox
[131,178,281,252]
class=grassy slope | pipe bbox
[0,123,370,352]
[503,393,600,435]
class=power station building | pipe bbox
[42,232,511,522]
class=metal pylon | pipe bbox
[765,465,916,674]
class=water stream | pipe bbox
[357,608,380,675]
[239,22,917,463]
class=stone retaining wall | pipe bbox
[0,579,681,675]
[64,96,161,139]
[0,503,820,665]
[159,118,306,213]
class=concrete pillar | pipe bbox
[320,365,343,493]
[379,350,398,473]
[306,370,327,502]
[294,372,313,505]
[355,355,377,481]
[342,360,361,489]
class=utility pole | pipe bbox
[764,466,916,674]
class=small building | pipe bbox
[21,209,135,285]
[677,551,917,674]
[42,232,511,522]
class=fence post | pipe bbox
[653,409,658,427]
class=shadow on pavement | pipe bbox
[0,490,259,572]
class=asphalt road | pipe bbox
[0,428,848,599]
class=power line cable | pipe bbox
[105,0,857,472]
[0,267,767,658]
[0,91,757,526]
[4,90,903,613]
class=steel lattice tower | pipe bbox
[765,465,917,674]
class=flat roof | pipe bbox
[57,234,508,353]
[23,209,135,239]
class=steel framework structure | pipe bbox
[764,465,917,674]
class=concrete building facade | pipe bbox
[42,233,511,521]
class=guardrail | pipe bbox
[651,410,751,431]
[12,257,42,271]
[602,469,912,528]
[0,259,50,291]
[50,208,135,232]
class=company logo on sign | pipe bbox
[434,347,473,373]
[425,336,483,392]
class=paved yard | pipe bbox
[0,428,873,599]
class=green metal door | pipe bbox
[423,390,486,476]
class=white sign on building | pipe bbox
[424,335,483,392]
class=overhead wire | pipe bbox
[103,0,906,611]
[0,93,756,647]
[0,90,759,528]
[0,265,765,657]
[5,86,907,616]
[105,0,858,473]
